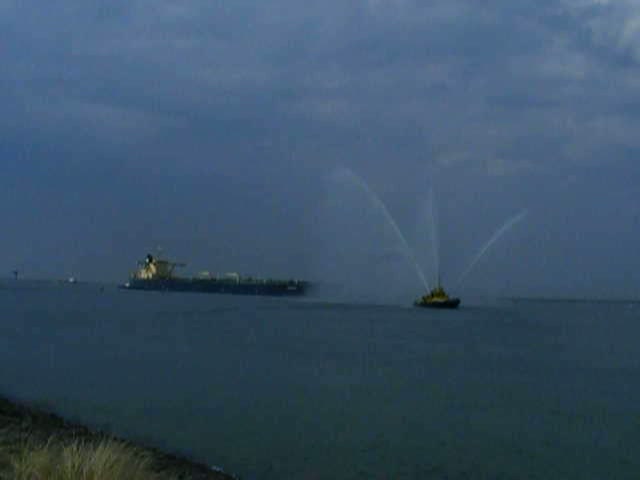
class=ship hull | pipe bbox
[120,278,309,296]
[414,298,461,309]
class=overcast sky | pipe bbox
[1,0,639,299]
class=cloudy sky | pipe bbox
[1,0,639,299]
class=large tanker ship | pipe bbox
[121,254,309,296]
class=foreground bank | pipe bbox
[0,396,236,480]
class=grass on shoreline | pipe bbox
[0,395,234,480]
[2,436,174,480]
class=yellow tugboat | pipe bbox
[414,284,460,309]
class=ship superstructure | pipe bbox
[134,254,185,280]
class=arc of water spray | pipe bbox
[334,168,430,291]
[456,210,528,287]
[428,188,439,287]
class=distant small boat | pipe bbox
[67,277,77,284]
[414,285,460,309]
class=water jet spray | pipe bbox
[333,167,430,291]
[456,210,528,287]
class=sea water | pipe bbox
[1,281,639,479]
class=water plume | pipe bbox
[456,210,528,287]
[333,167,430,291]
[428,188,439,287]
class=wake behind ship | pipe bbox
[121,254,309,296]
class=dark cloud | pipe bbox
[1,0,639,297]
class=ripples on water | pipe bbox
[1,281,640,479]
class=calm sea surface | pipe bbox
[1,281,639,479]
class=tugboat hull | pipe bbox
[414,298,460,309]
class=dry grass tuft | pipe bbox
[6,436,170,480]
